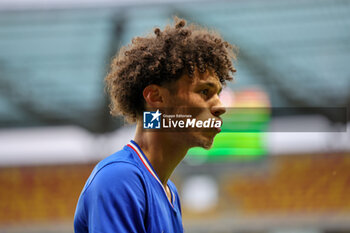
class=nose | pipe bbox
[210,99,226,117]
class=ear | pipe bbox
[143,84,163,108]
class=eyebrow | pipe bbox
[199,81,223,94]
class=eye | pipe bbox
[200,89,209,96]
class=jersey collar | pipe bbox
[127,140,175,208]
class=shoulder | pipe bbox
[81,161,148,215]
[75,163,148,233]
[85,162,146,194]
[82,146,146,196]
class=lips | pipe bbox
[215,118,223,133]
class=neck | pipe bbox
[133,121,189,186]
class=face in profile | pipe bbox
[163,68,226,149]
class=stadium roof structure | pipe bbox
[0,0,349,132]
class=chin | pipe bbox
[190,132,215,149]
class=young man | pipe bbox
[74,17,236,233]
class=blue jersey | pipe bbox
[74,140,183,233]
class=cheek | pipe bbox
[187,97,212,118]
[185,93,205,106]
[171,92,195,106]
[164,93,183,107]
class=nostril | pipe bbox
[211,106,226,117]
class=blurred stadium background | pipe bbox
[0,0,349,232]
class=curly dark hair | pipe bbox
[105,17,237,122]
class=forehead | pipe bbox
[176,68,222,90]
